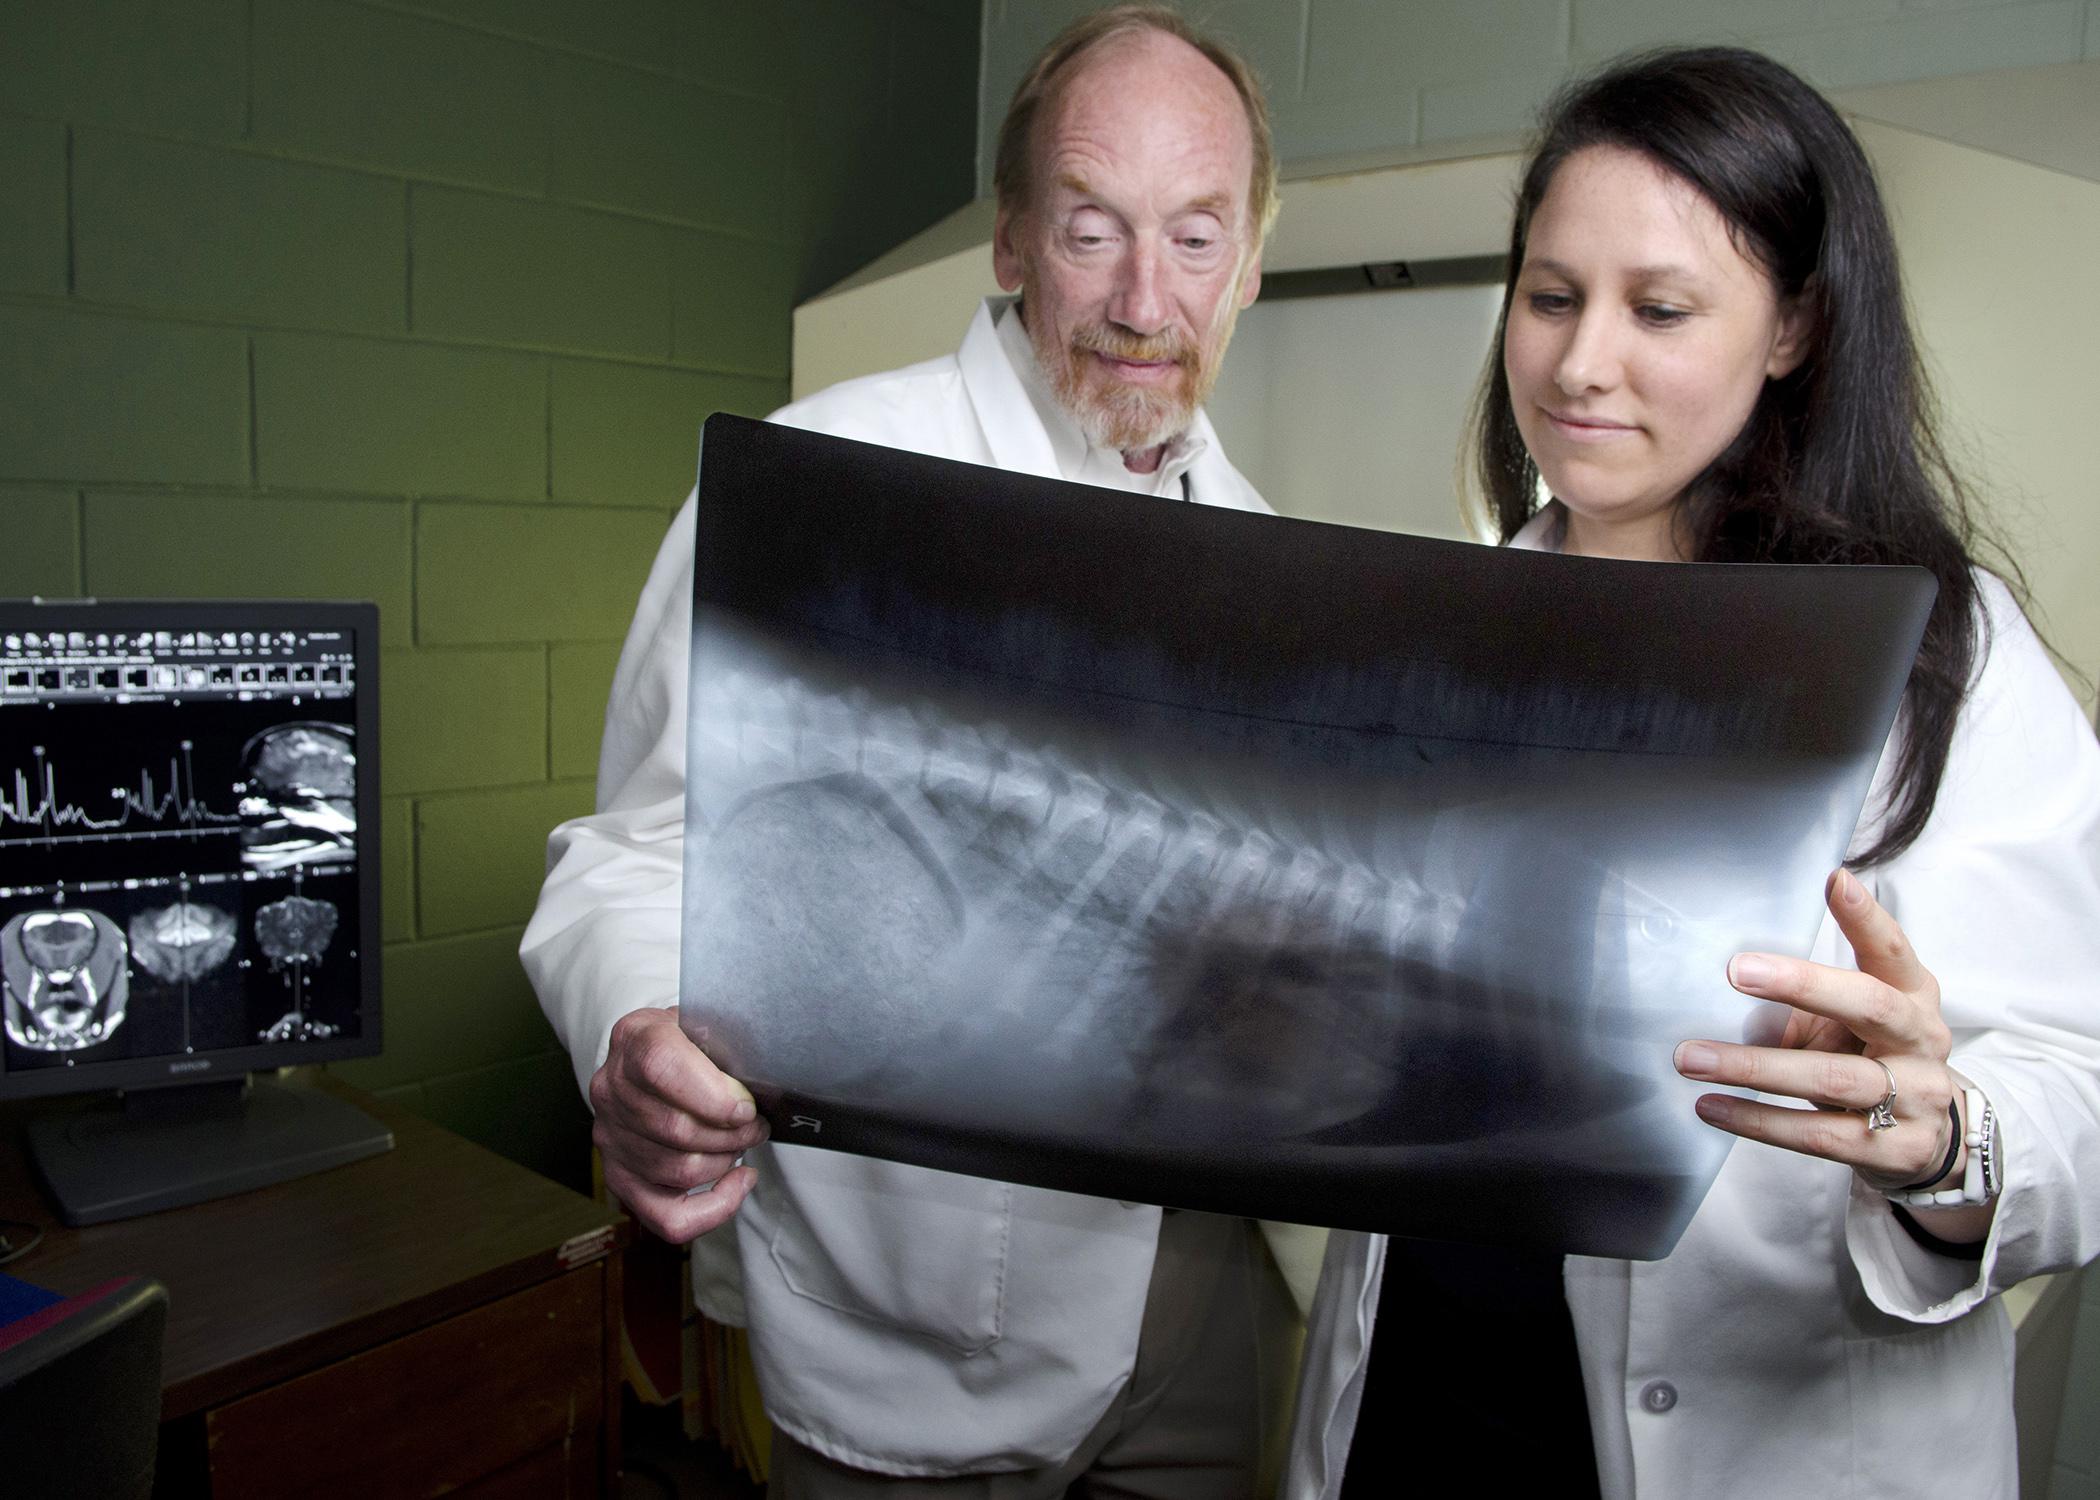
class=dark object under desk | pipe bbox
[0,1075,630,1498]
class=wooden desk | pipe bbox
[0,1077,629,1498]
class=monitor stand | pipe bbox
[23,1075,394,1226]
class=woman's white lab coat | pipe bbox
[1285,564,2100,1499]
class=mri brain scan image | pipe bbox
[2,908,131,1052]
[239,723,357,872]
[128,901,239,984]
[254,894,340,1042]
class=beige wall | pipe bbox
[790,152,1522,400]
[1861,119,2100,709]
[979,0,2100,195]
[792,125,2098,711]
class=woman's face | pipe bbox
[1502,145,1808,561]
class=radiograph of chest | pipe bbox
[682,619,1853,1189]
[674,419,1929,1253]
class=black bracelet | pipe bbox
[1892,1203,1987,1261]
[1893,1096,1965,1193]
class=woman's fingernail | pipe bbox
[1676,1042,1721,1077]
[1730,954,1777,991]
[730,1098,756,1124]
[1833,868,1865,906]
[1695,1095,1732,1125]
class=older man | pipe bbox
[522,8,1293,1495]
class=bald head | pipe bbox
[993,6,1277,248]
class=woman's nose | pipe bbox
[1554,311,1621,396]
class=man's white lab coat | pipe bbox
[522,296,1271,1476]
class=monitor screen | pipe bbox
[0,600,381,1100]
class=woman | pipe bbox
[1286,47,2100,1498]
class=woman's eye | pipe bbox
[1637,303,1690,327]
[1526,291,1575,316]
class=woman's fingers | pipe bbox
[1824,866,1935,997]
[1674,1038,1905,1110]
[1698,872,1957,1186]
[1676,1040,1956,1186]
[1777,1004,1865,1055]
[1727,872,1946,1055]
[1726,951,1927,1050]
[1687,1094,1879,1172]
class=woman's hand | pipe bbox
[1672,869,1981,1227]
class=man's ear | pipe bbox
[1766,287,1813,379]
[1237,249,1263,310]
[993,205,1026,293]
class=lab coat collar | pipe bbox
[1509,501,1567,553]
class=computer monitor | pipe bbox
[0,600,388,1224]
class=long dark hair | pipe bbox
[1475,46,2005,868]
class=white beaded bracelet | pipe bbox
[1888,1087,1999,1208]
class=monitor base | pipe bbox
[25,1076,393,1226]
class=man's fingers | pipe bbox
[600,1005,758,1131]
[603,1159,758,1243]
[587,1006,769,1240]
[597,1120,768,1190]
[594,1075,765,1155]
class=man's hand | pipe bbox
[590,1005,768,1241]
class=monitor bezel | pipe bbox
[0,597,383,1100]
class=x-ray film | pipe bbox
[679,414,1935,1260]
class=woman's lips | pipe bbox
[1543,409,1637,440]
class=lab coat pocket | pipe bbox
[766,1149,1013,1354]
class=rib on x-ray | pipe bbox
[679,414,1935,1259]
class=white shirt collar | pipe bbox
[1508,501,1567,553]
[990,296,1210,499]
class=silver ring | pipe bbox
[1864,1057,1899,1132]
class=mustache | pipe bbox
[1070,324,1197,370]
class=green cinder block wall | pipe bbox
[0,0,979,1188]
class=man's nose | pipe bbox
[1554,308,1621,396]
[1109,242,1170,337]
